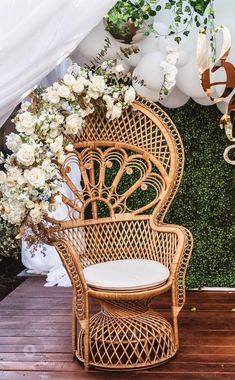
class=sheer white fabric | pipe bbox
[0,0,117,119]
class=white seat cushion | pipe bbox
[83,259,170,291]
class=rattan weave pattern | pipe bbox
[45,97,193,370]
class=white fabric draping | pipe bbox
[0,0,117,120]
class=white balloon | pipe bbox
[176,55,206,98]
[177,50,189,67]
[137,51,165,90]
[78,21,118,62]
[214,0,235,35]
[216,101,228,114]
[153,21,168,37]
[139,35,159,55]
[159,87,189,108]
[193,96,215,106]
[158,36,179,54]
[132,68,160,101]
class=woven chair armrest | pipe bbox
[149,222,193,310]
[53,238,89,321]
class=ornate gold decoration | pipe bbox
[197,25,235,164]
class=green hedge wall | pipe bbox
[164,100,235,288]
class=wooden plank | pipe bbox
[0,372,234,380]
[0,278,235,380]
[0,353,73,363]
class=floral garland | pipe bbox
[159,50,178,99]
[0,62,135,230]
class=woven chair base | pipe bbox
[77,300,177,370]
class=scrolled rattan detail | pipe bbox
[44,96,193,370]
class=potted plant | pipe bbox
[104,0,160,44]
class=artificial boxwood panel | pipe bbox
[163,100,235,288]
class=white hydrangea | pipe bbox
[6,133,22,152]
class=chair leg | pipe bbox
[72,303,78,358]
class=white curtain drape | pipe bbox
[0,0,117,122]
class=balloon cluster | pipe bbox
[73,0,235,111]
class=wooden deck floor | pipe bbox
[0,278,235,380]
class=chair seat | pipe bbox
[83,259,170,291]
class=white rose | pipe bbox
[17,175,27,186]
[5,177,15,187]
[55,114,64,124]
[107,103,122,120]
[63,74,76,86]
[8,167,21,180]
[50,135,64,154]
[26,200,35,209]
[16,144,35,167]
[16,111,37,135]
[24,167,46,188]
[6,133,22,153]
[103,94,114,110]
[29,207,43,223]
[65,114,83,135]
[47,89,60,104]
[124,87,136,104]
[90,76,106,92]
[72,78,85,93]
[0,171,6,184]
[87,88,99,100]
[49,122,60,138]
[57,84,71,99]
[87,76,106,99]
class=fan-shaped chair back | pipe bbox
[59,97,184,224]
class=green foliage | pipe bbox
[0,220,21,261]
[105,0,214,45]
[164,100,235,288]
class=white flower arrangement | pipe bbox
[0,62,135,233]
[159,50,178,99]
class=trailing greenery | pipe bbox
[0,220,20,261]
[105,0,214,45]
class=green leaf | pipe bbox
[174,36,181,44]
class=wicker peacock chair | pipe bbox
[45,96,193,370]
